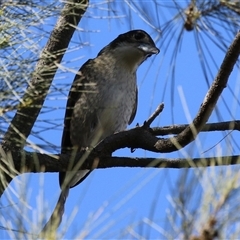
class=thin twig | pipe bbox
[144,103,164,127]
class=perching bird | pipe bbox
[41,29,159,234]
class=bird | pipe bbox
[41,29,159,234]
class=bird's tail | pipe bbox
[39,186,69,238]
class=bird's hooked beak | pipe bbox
[138,43,160,56]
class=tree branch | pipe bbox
[2,144,240,174]
[152,120,240,136]
[1,119,240,175]
[0,0,89,196]
[154,31,240,152]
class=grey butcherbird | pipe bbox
[41,29,159,234]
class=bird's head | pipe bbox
[98,30,160,72]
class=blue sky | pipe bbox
[1,1,240,239]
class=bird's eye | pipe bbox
[134,32,145,40]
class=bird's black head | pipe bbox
[98,30,160,58]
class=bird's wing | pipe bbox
[42,62,94,234]
[61,59,92,154]
[59,59,92,187]
[128,86,138,125]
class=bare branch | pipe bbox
[2,144,240,174]
[152,120,240,136]
[1,119,240,175]
[154,31,240,152]
[144,103,164,127]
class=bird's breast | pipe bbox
[97,72,136,133]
